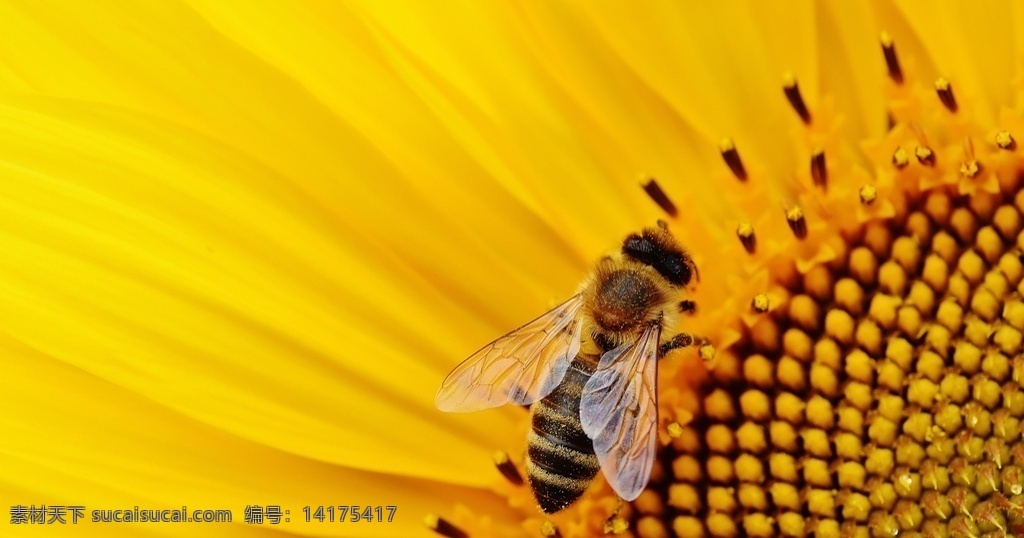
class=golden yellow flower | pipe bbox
[3,2,1024,538]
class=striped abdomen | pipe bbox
[526,354,601,514]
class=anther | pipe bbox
[935,77,958,113]
[915,146,936,166]
[751,293,770,313]
[860,185,877,205]
[892,147,909,169]
[424,514,469,538]
[996,130,1017,150]
[603,515,629,535]
[720,137,748,180]
[737,221,756,254]
[811,147,827,189]
[492,451,523,486]
[783,72,811,124]
[641,178,678,217]
[786,206,808,239]
[880,31,904,84]
[540,521,561,537]
[960,138,980,178]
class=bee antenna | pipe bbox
[688,258,701,284]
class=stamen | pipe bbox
[786,206,808,239]
[641,178,678,217]
[915,146,936,167]
[492,451,523,485]
[996,130,1016,150]
[880,31,904,84]
[935,77,958,113]
[892,147,909,169]
[960,138,980,178]
[751,293,770,313]
[736,221,756,254]
[540,521,561,537]
[666,422,684,438]
[719,137,748,181]
[782,72,811,124]
[860,185,877,205]
[811,147,827,189]
[699,344,716,364]
[424,514,469,538]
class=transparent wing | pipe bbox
[435,294,584,412]
[580,324,660,501]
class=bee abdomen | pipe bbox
[526,357,600,514]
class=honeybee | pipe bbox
[436,225,703,513]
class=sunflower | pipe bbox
[1,2,1023,538]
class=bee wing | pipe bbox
[580,324,660,501]
[435,294,585,412]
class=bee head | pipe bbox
[621,227,697,287]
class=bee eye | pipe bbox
[622,232,689,286]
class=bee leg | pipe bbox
[658,332,705,359]
[602,500,628,534]
[678,300,697,315]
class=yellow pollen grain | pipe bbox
[932,230,961,264]
[845,382,873,411]
[635,489,665,516]
[878,395,905,423]
[771,418,800,449]
[915,145,936,166]
[824,309,855,344]
[849,246,879,286]
[925,191,953,225]
[868,480,898,510]
[751,293,769,313]
[706,424,736,454]
[838,461,867,489]
[907,280,936,315]
[897,305,923,337]
[782,329,812,362]
[972,288,1001,321]
[925,324,952,356]
[922,254,950,292]
[733,452,765,481]
[666,422,684,439]
[947,273,971,305]
[864,221,894,257]
[705,388,737,422]
[868,415,899,447]
[672,454,702,482]
[970,192,999,221]
[670,424,701,453]
[950,207,979,245]
[833,277,865,315]
[892,146,909,168]
[896,436,925,467]
[976,226,1005,265]
[739,390,771,421]
[604,516,629,535]
[744,354,774,388]
[869,293,900,330]
[776,357,806,391]
[788,294,820,332]
[907,377,939,407]
[1004,300,1024,330]
[738,484,767,511]
[769,482,799,511]
[974,377,1002,409]
[801,428,831,457]
[803,264,833,302]
[667,483,701,512]
[960,159,980,178]
[806,489,836,518]
[636,516,668,538]
[859,185,877,205]
[840,491,872,521]
[903,412,933,443]
[996,130,1016,149]
[857,322,884,358]
[994,205,1023,240]
[750,317,780,355]
[769,452,799,482]
[964,317,993,347]
[993,325,1022,354]
[835,432,863,460]
[844,349,874,384]
[683,514,723,538]
[776,512,805,538]
[866,446,896,477]
[891,235,922,273]
[941,373,971,403]
[953,342,982,373]
[935,402,964,434]
[803,458,831,487]
[916,350,945,381]
[742,513,774,538]
[878,260,908,295]
[810,362,840,398]
[886,337,914,371]
[958,249,987,284]
[707,487,736,514]
[735,422,766,454]
[984,269,1010,297]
